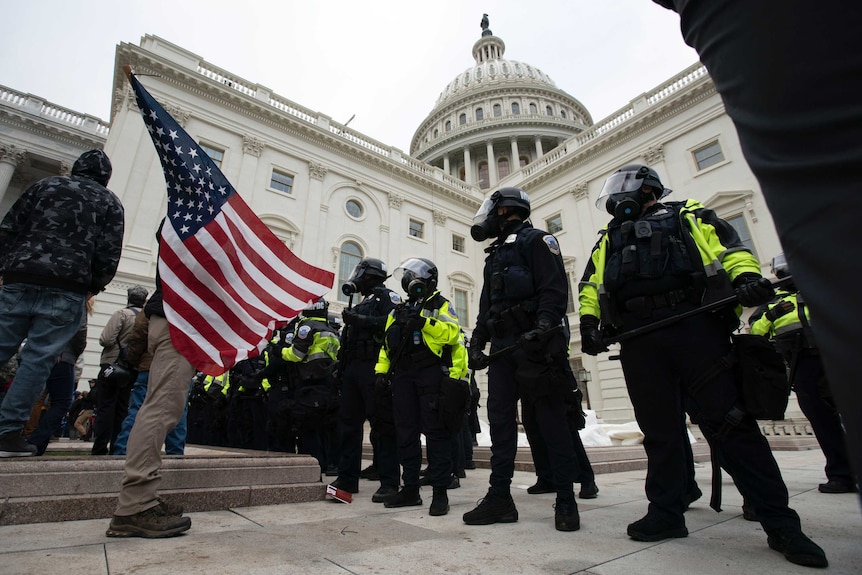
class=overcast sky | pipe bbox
[1,0,699,152]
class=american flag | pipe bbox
[126,69,334,376]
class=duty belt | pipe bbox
[623,289,689,315]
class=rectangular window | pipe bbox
[199,144,224,168]
[408,219,424,239]
[452,234,465,253]
[726,214,757,259]
[546,214,563,235]
[693,141,725,171]
[453,288,469,327]
[270,169,294,194]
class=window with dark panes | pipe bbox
[546,214,563,234]
[270,169,294,194]
[409,219,424,239]
[338,241,362,303]
[200,144,224,168]
[693,141,725,170]
[452,234,465,253]
[726,214,757,259]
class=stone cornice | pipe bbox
[0,109,107,150]
[114,45,483,210]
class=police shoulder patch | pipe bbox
[389,292,402,305]
[447,303,459,320]
[297,325,312,339]
[543,235,561,255]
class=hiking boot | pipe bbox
[106,506,191,538]
[430,487,449,516]
[154,499,184,517]
[463,490,519,525]
[526,478,554,495]
[330,478,359,494]
[0,432,37,458]
[627,514,688,542]
[447,475,461,489]
[465,460,477,470]
[360,464,379,481]
[818,479,857,494]
[767,530,828,568]
[384,486,422,508]
[554,496,580,531]
[578,481,599,500]
[683,485,703,510]
[371,484,398,503]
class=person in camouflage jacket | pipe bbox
[0,149,124,457]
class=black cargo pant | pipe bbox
[337,359,399,488]
[486,333,575,496]
[619,312,801,535]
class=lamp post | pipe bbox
[576,368,592,410]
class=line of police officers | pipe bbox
[184,163,836,568]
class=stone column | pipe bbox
[486,141,498,186]
[0,144,28,205]
[510,137,520,169]
[463,147,473,185]
[238,135,264,202]
[443,154,450,175]
[305,161,328,263]
[534,136,544,158]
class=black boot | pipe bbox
[627,514,688,542]
[554,495,580,532]
[767,530,828,568]
[527,478,554,495]
[463,489,518,525]
[578,481,599,500]
[384,486,422,508]
[329,478,359,494]
[371,484,398,503]
[430,487,449,516]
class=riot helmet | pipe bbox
[302,297,329,319]
[771,253,789,279]
[342,257,389,296]
[471,187,531,241]
[393,257,438,302]
[596,164,671,221]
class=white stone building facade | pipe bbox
[0,27,801,424]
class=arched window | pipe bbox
[560,109,567,119]
[529,103,537,114]
[445,120,451,131]
[338,241,363,303]
[493,103,502,117]
[459,113,467,125]
[433,128,439,139]
[475,107,484,121]
[497,157,510,179]
[478,162,490,189]
[511,102,520,115]
[459,166,466,181]
[519,155,529,168]
[546,105,553,116]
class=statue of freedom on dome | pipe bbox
[480,14,492,36]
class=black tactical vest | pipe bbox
[604,203,701,302]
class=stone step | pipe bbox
[0,446,324,526]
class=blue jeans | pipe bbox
[0,283,84,437]
[113,371,189,455]
[28,361,76,455]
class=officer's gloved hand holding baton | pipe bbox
[468,340,490,371]
[733,273,775,308]
[580,315,609,356]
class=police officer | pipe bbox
[257,323,298,453]
[283,298,340,473]
[751,255,856,494]
[330,258,402,502]
[375,258,463,516]
[579,164,826,567]
[226,357,269,450]
[464,187,580,532]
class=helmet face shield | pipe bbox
[472,197,496,225]
[394,258,437,301]
[393,258,435,283]
[595,171,647,209]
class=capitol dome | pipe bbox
[411,17,593,190]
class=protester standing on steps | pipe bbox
[0,149,124,458]
[464,187,580,532]
[92,285,147,455]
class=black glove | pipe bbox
[519,319,553,349]
[734,274,775,307]
[580,315,609,356]
[468,340,490,371]
[765,300,795,322]
[342,308,369,326]
[375,373,391,392]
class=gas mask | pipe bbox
[402,275,429,301]
[605,190,653,221]
[471,213,500,241]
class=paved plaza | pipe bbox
[0,448,859,575]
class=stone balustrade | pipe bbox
[0,85,110,136]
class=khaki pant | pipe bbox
[114,315,194,516]
[74,409,94,437]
